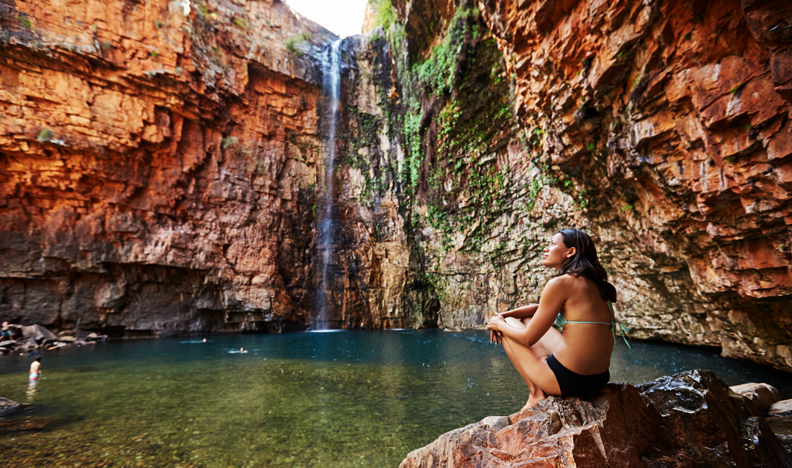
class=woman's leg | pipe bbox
[501,317,563,407]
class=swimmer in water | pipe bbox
[29,356,41,380]
[202,338,207,342]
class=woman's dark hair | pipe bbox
[556,228,617,302]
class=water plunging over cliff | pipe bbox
[316,39,343,330]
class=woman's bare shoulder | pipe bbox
[547,274,577,286]
[543,275,576,292]
[546,274,590,293]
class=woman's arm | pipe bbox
[487,278,567,347]
[500,304,539,319]
[489,304,538,344]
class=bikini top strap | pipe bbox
[607,302,632,350]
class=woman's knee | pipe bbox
[505,317,525,328]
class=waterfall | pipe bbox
[316,39,343,330]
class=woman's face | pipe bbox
[541,233,573,269]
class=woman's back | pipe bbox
[551,274,614,375]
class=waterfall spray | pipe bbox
[316,39,342,330]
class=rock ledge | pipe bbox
[400,370,791,468]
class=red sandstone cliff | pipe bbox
[469,0,792,369]
[3,0,792,373]
[0,0,332,334]
[340,0,792,371]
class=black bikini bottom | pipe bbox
[546,354,609,399]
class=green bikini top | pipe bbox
[554,302,631,348]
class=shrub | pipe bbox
[284,37,302,56]
[37,128,54,141]
[222,136,240,149]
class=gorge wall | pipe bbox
[338,0,792,371]
[472,0,792,369]
[1,0,792,372]
[0,0,334,335]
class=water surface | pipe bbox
[0,330,790,467]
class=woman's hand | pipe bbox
[487,314,505,344]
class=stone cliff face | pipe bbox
[2,0,792,373]
[308,34,439,329]
[335,0,792,371]
[472,0,792,369]
[0,0,333,335]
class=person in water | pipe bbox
[29,356,42,381]
[1,321,14,340]
[487,228,626,408]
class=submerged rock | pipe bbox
[0,398,21,417]
[400,370,791,468]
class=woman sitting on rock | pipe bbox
[487,228,627,408]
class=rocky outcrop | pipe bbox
[0,0,335,335]
[400,370,791,467]
[469,0,792,368]
[770,400,792,418]
[304,34,440,330]
[347,0,792,370]
[339,0,574,335]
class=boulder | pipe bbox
[400,416,511,468]
[638,371,790,467]
[21,324,57,342]
[730,382,781,413]
[769,400,792,418]
[58,336,76,343]
[85,332,107,341]
[400,370,791,468]
[0,397,21,417]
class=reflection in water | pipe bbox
[0,330,790,467]
[26,378,37,402]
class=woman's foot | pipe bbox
[523,388,547,409]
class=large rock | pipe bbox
[21,324,57,342]
[638,370,790,467]
[730,382,782,414]
[400,370,791,468]
[770,400,792,418]
[0,397,21,417]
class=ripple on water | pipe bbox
[0,330,790,467]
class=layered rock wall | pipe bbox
[3,0,792,374]
[0,0,331,335]
[471,0,792,369]
[307,34,439,329]
[336,0,792,371]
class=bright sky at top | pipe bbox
[284,0,369,38]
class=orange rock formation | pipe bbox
[474,0,792,369]
[0,0,332,334]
